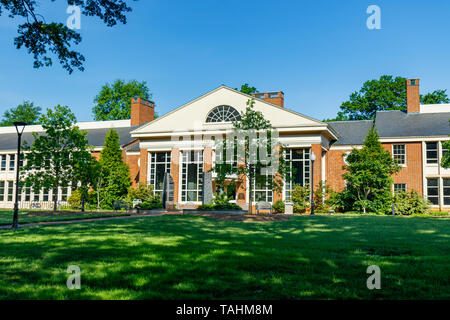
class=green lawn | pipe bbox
[0,214,449,299]
[0,210,130,226]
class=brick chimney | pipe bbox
[252,91,284,107]
[131,97,155,126]
[406,79,420,113]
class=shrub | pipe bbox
[291,184,310,213]
[137,197,164,210]
[313,181,333,212]
[394,190,430,215]
[272,200,285,214]
[197,203,242,211]
[68,189,82,209]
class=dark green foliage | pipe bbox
[1,0,133,73]
[96,129,131,208]
[127,184,163,210]
[22,105,91,212]
[313,181,333,212]
[137,197,164,210]
[342,126,400,214]
[272,200,285,213]
[93,79,152,120]
[291,184,310,213]
[325,75,449,121]
[0,101,41,126]
[394,190,431,216]
[235,83,258,95]
[197,193,242,211]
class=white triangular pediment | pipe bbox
[131,86,324,136]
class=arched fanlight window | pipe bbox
[205,105,241,123]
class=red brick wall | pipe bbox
[171,148,180,203]
[139,148,148,185]
[382,142,423,194]
[311,144,323,189]
[203,147,212,172]
[126,154,140,186]
[326,149,350,192]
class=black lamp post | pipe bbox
[310,151,316,216]
[12,121,27,230]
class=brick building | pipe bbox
[0,79,449,211]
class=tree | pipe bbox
[22,105,91,212]
[442,120,450,169]
[212,99,287,214]
[1,0,133,73]
[0,101,41,126]
[73,153,101,212]
[235,83,258,95]
[92,79,151,120]
[97,129,131,208]
[326,75,449,121]
[342,126,400,214]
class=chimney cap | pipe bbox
[132,96,155,107]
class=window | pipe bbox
[426,142,438,164]
[1,155,6,171]
[17,186,22,202]
[410,79,416,86]
[393,145,406,165]
[285,148,310,201]
[34,190,40,202]
[7,181,13,202]
[0,181,4,201]
[43,188,49,202]
[215,137,238,170]
[394,183,406,193]
[61,185,68,202]
[149,152,171,198]
[444,179,450,206]
[24,186,31,202]
[9,154,15,171]
[426,178,439,205]
[181,151,203,202]
[206,106,241,123]
[253,171,273,202]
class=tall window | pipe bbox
[394,183,406,193]
[60,185,68,202]
[1,155,6,171]
[34,190,40,202]
[206,106,241,123]
[285,148,310,201]
[393,145,406,165]
[9,155,15,171]
[426,178,439,205]
[24,186,31,202]
[7,181,13,202]
[0,181,4,201]
[215,137,238,170]
[43,188,49,202]
[426,142,438,164]
[253,172,273,202]
[444,178,450,206]
[181,151,203,202]
[149,152,171,198]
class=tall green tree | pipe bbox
[97,129,131,208]
[1,1,133,73]
[326,75,449,121]
[92,79,151,120]
[73,152,101,212]
[442,120,450,169]
[212,99,287,213]
[342,126,400,214]
[0,101,41,126]
[22,105,91,212]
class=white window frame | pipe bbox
[392,144,406,166]
[149,151,171,198]
[284,148,311,201]
[180,150,204,203]
[426,178,439,206]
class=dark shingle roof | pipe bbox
[0,125,138,150]
[328,120,373,145]
[125,142,140,152]
[375,111,450,138]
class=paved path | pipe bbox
[0,212,179,230]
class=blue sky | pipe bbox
[1,0,450,122]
